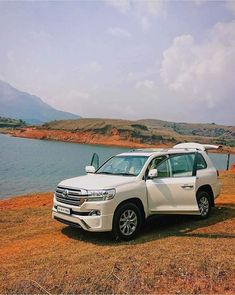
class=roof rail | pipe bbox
[129,147,200,153]
[129,148,165,152]
[129,143,222,153]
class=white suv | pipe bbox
[52,143,221,240]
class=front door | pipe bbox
[146,153,199,214]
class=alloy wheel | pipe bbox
[198,196,209,217]
[119,209,138,236]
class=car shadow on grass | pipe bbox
[61,206,235,245]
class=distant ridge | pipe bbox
[0,80,81,123]
[43,118,235,147]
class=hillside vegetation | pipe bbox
[0,116,26,128]
[43,118,235,146]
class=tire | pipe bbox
[197,191,211,219]
[113,203,142,241]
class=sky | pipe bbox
[0,0,235,125]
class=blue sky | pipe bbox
[0,0,234,124]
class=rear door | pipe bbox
[146,153,200,214]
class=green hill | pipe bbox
[43,118,235,147]
[0,117,27,128]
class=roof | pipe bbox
[118,149,199,157]
[116,142,221,157]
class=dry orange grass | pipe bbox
[0,173,234,294]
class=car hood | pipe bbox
[58,173,136,190]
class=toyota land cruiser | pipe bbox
[52,142,221,240]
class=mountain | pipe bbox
[0,80,80,123]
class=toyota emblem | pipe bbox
[63,189,69,197]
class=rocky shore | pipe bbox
[1,126,235,153]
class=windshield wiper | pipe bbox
[115,173,136,176]
[96,171,114,175]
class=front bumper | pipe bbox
[52,194,116,232]
[52,209,113,232]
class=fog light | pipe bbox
[89,210,101,216]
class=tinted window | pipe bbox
[146,156,168,178]
[156,159,170,177]
[169,154,195,177]
[149,156,167,170]
[197,154,207,170]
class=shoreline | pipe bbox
[1,127,235,154]
[1,170,235,202]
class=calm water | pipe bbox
[0,134,128,199]
[0,134,234,199]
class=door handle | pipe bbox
[181,184,194,189]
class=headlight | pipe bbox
[86,189,116,201]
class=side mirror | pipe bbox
[148,168,158,179]
[85,165,96,174]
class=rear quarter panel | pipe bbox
[196,153,220,198]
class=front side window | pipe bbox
[156,159,170,177]
[96,155,148,176]
[147,156,170,177]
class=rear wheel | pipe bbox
[197,191,211,219]
[113,203,142,240]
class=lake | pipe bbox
[0,134,234,199]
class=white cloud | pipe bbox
[6,50,15,62]
[135,79,155,89]
[74,91,90,99]
[107,27,132,38]
[87,61,102,73]
[225,0,235,15]
[105,0,163,16]
[193,0,207,6]
[160,20,235,108]
[127,71,138,82]
[66,90,89,101]
[105,0,131,13]
[141,16,150,32]
[134,0,163,16]
[104,0,164,31]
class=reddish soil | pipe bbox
[0,192,53,211]
[0,172,234,294]
[6,127,166,148]
[3,127,235,154]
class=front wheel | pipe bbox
[197,191,211,219]
[112,203,142,240]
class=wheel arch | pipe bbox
[114,197,146,223]
[196,184,215,207]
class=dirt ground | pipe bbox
[0,171,234,294]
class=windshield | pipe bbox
[96,155,148,176]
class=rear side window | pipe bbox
[197,154,207,170]
[169,154,195,177]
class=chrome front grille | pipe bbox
[55,186,88,206]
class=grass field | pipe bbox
[0,171,234,294]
